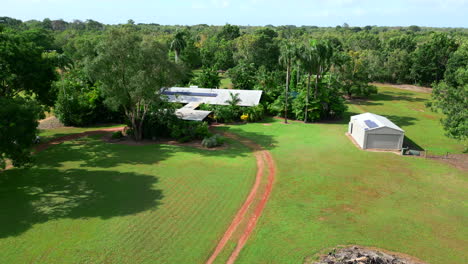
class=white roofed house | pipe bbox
[348,112,405,150]
[161,87,263,121]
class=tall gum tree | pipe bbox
[90,27,182,141]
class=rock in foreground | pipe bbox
[312,246,427,264]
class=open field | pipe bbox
[0,135,256,263]
[215,117,467,264]
[347,85,465,155]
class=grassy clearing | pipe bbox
[0,135,256,263]
[214,117,467,264]
[219,73,233,89]
[347,85,464,154]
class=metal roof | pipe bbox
[174,102,211,121]
[351,112,404,132]
[162,87,263,107]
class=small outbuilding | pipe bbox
[348,112,405,150]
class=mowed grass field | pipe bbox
[215,117,467,264]
[0,136,256,263]
[38,124,124,143]
[347,85,465,155]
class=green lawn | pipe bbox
[219,73,233,89]
[214,118,467,264]
[347,85,465,154]
[0,135,256,263]
[38,124,124,143]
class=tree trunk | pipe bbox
[284,65,290,124]
[175,50,179,63]
[305,72,311,123]
[314,73,319,99]
[296,67,300,88]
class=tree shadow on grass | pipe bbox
[384,115,419,127]
[370,91,427,103]
[0,168,162,238]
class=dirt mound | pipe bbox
[38,116,64,129]
[311,246,427,264]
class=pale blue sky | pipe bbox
[1,0,467,27]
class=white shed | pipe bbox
[348,113,405,150]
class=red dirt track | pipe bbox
[206,131,276,264]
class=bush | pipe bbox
[193,67,221,88]
[141,103,210,142]
[242,104,265,122]
[111,131,123,139]
[199,103,265,123]
[54,70,122,126]
[202,134,225,148]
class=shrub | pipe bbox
[202,134,225,148]
[141,103,210,142]
[243,104,265,122]
[199,103,265,123]
[111,131,123,139]
[54,70,122,126]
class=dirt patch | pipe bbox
[426,154,468,171]
[38,116,64,129]
[308,245,428,264]
[422,114,438,120]
[372,83,432,94]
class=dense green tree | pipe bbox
[0,29,57,168]
[0,98,44,169]
[54,69,120,126]
[90,27,182,140]
[0,30,57,105]
[386,34,416,53]
[411,33,458,85]
[335,51,377,98]
[194,67,220,88]
[228,61,257,90]
[444,42,468,86]
[347,32,381,51]
[218,24,240,41]
[431,75,467,144]
[234,28,279,70]
[385,49,412,83]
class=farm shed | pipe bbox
[348,113,404,150]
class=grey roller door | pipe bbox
[366,134,400,149]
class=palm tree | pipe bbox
[170,31,186,63]
[313,40,334,99]
[225,92,242,106]
[299,41,319,122]
[279,41,298,124]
